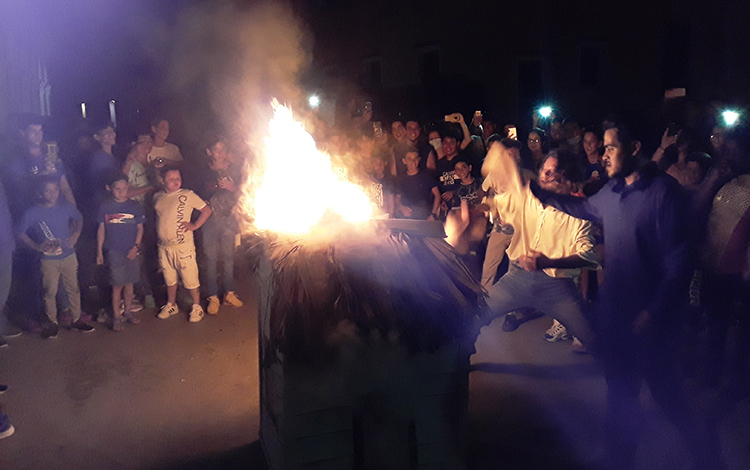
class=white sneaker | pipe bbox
[157,303,179,319]
[189,304,204,323]
[223,291,243,308]
[544,319,570,342]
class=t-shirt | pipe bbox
[2,150,67,222]
[367,173,396,214]
[89,149,120,201]
[148,142,183,164]
[395,171,437,220]
[153,188,207,247]
[98,198,145,254]
[17,200,82,260]
[435,154,467,191]
[126,160,149,206]
[444,178,483,209]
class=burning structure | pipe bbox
[243,104,485,469]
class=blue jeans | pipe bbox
[202,216,237,297]
[483,264,594,346]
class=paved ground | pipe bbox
[1,275,749,469]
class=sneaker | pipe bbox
[111,317,125,332]
[0,384,7,394]
[41,322,59,339]
[501,312,523,332]
[0,413,14,439]
[207,296,220,315]
[158,303,179,319]
[123,311,141,324]
[1,323,23,338]
[570,337,590,354]
[144,295,156,309]
[95,309,110,324]
[544,319,569,342]
[71,319,95,333]
[189,304,204,323]
[224,291,243,308]
[129,299,144,312]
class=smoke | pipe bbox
[154,0,311,146]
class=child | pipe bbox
[394,151,440,220]
[96,174,145,331]
[200,138,243,315]
[16,176,94,338]
[154,167,212,322]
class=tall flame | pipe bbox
[244,102,373,235]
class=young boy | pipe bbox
[154,167,212,322]
[16,177,94,338]
[394,151,440,220]
[97,174,145,331]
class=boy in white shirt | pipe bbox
[154,167,212,322]
[148,119,183,166]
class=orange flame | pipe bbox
[241,101,373,235]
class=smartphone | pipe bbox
[373,121,383,137]
[363,101,372,113]
[667,122,680,137]
[474,110,482,117]
[46,142,59,163]
[507,126,518,140]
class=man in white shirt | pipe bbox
[478,142,599,347]
[148,119,183,166]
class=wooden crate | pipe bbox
[257,249,469,470]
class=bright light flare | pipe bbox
[247,102,373,235]
[539,106,552,118]
[722,110,740,127]
[308,95,320,108]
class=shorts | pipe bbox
[158,244,200,290]
[108,250,140,286]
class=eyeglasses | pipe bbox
[528,139,540,144]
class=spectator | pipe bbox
[533,120,723,469]
[428,130,443,160]
[199,137,244,316]
[582,128,606,195]
[89,122,121,204]
[148,118,183,166]
[394,151,440,220]
[367,152,396,217]
[96,174,145,331]
[435,128,468,194]
[123,132,156,206]
[15,176,94,338]
[443,160,486,255]
[154,167,212,323]
[526,128,548,173]
[393,119,437,175]
[562,117,584,155]
[549,117,565,149]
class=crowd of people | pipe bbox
[0,99,747,470]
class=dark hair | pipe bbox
[487,133,504,147]
[150,117,169,129]
[528,127,549,153]
[603,121,638,156]
[204,134,226,151]
[500,138,522,151]
[93,121,115,134]
[545,149,584,183]
[686,151,712,174]
[442,124,464,142]
[36,174,60,193]
[159,165,180,180]
[583,127,602,142]
[107,171,128,188]
[17,113,43,131]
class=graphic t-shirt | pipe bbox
[98,198,145,253]
[126,160,149,205]
[444,178,483,209]
[17,200,82,260]
[395,171,438,220]
[153,188,207,247]
[148,142,183,164]
[435,154,467,191]
[367,173,396,214]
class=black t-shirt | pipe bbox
[394,141,434,176]
[434,154,468,191]
[395,171,437,220]
[444,178,483,209]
